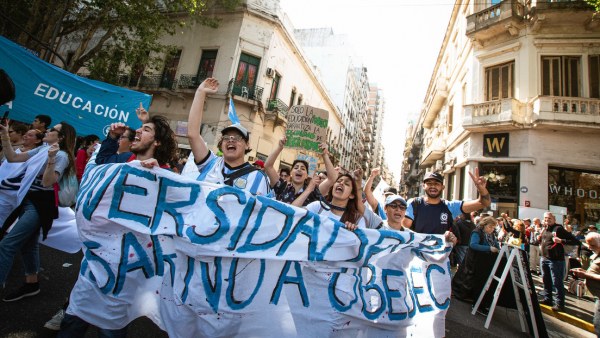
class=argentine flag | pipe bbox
[228,98,240,124]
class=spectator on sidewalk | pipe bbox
[539,212,580,312]
[455,213,476,266]
[529,217,543,274]
[571,232,600,336]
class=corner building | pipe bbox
[402,0,600,226]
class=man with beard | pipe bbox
[57,114,177,335]
[403,170,491,236]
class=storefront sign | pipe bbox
[548,185,599,199]
[483,133,509,157]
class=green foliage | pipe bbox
[587,0,600,11]
[0,0,240,82]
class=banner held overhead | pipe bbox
[0,36,151,136]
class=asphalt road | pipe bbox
[0,245,594,337]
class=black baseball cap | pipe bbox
[423,172,443,183]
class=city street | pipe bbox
[0,245,593,338]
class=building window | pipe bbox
[447,104,453,133]
[235,53,260,91]
[590,55,600,99]
[161,49,181,88]
[548,167,600,226]
[485,61,514,101]
[542,56,581,97]
[270,73,281,101]
[289,88,296,107]
[197,50,217,82]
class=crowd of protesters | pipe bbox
[1,78,599,336]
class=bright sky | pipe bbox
[280,0,453,181]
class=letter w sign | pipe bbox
[483,133,509,157]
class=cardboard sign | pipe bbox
[285,105,328,152]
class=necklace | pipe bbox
[326,201,347,212]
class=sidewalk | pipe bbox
[531,272,596,333]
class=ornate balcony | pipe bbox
[530,96,600,131]
[178,74,208,90]
[420,137,446,167]
[423,77,449,128]
[227,79,264,102]
[466,0,526,43]
[463,98,526,131]
[265,98,289,127]
[531,1,596,31]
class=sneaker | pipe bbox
[44,309,65,330]
[540,298,553,306]
[2,282,40,302]
[552,304,565,312]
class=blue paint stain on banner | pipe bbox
[0,36,151,136]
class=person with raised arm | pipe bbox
[264,136,336,205]
[186,78,270,195]
[403,169,491,237]
[0,121,75,302]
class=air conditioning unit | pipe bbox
[266,68,274,78]
[435,160,443,171]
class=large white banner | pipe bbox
[68,162,452,337]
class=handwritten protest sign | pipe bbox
[68,162,451,337]
[285,105,328,152]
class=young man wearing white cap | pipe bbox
[403,169,491,235]
[186,78,270,196]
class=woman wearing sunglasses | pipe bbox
[0,121,75,302]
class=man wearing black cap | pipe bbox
[186,78,270,196]
[403,169,491,235]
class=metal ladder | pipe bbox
[471,244,539,338]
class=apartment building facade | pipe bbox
[402,0,600,225]
[69,0,344,171]
[294,28,392,182]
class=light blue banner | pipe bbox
[0,36,151,136]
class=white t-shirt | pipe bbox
[305,200,383,229]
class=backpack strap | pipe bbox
[411,197,421,223]
[222,165,259,186]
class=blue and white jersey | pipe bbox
[195,151,271,197]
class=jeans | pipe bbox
[540,258,566,307]
[529,245,541,272]
[594,298,600,337]
[0,199,41,285]
[58,313,129,338]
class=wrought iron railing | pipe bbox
[178,73,209,89]
[138,75,177,90]
[267,98,289,118]
[228,79,264,101]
